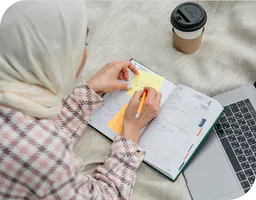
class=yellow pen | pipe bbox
[136,91,147,118]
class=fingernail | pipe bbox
[127,84,132,90]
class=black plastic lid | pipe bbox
[171,2,207,32]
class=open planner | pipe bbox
[89,59,224,181]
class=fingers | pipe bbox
[118,73,124,80]
[127,62,139,75]
[129,90,144,105]
[155,92,162,108]
[133,90,145,100]
[144,87,157,104]
[121,68,129,81]
[115,81,132,91]
[115,61,139,75]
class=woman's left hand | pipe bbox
[87,61,139,94]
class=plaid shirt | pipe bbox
[0,83,145,200]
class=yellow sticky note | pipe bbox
[127,70,164,96]
[108,104,128,135]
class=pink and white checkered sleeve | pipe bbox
[0,106,145,199]
[54,136,145,200]
[92,136,145,199]
[55,81,103,145]
[67,136,145,200]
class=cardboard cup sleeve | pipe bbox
[172,28,204,54]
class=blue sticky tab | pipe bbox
[199,118,207,127]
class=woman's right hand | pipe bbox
[122,87,162,143]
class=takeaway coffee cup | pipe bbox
[170,2,207,54]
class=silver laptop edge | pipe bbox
[183,84,256,200]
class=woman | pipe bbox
[0,1,161,199]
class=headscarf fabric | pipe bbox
[0,0,88,118]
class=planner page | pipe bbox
[139,85,223,179]
[89,60,176,141]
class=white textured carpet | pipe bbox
[74,1,256,199]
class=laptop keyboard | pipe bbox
[214,99,256,193]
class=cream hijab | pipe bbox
[0,1,88,118]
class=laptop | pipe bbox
[183,83,256,200]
